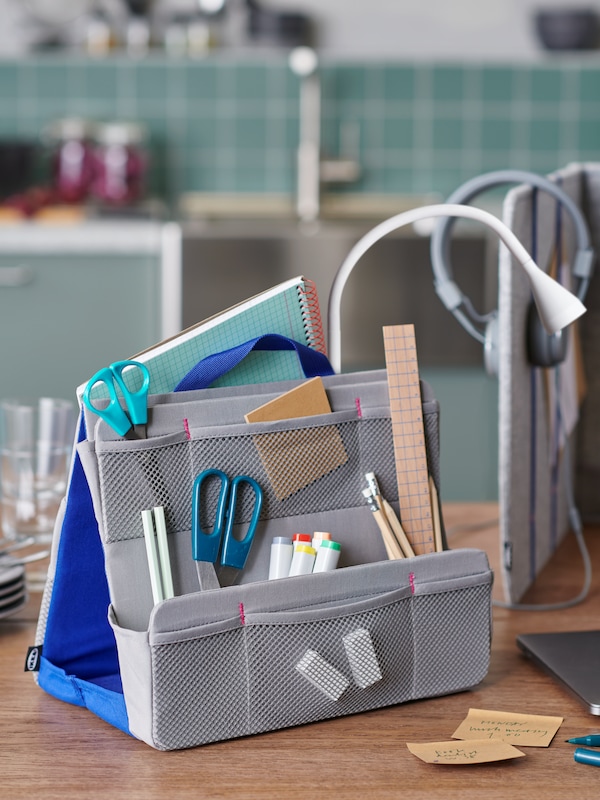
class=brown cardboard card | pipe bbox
[245,377,347,501]
[244,376,331,423]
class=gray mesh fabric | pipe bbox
[97,413,437,546]
[152,627,247,750]
[147,573,491,751]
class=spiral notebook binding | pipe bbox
[297,278,327,354]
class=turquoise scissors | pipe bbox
[82,360,150,439]
[192,468,263,590]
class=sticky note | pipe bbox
[407,739,525,765]
[452,708,563,748]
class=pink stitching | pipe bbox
[239,602,246,625]
[183,418,191,440]
[355,397,363,418]
[409,572,415,594]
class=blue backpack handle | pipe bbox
[174,333,334,392]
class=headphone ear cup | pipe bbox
[526,302,568,368]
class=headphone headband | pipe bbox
[431,170,594,374]
[430,169,594,347]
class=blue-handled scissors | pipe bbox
[192,468,263,590]
[82,360,150,439]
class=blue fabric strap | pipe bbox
[174,334,334,392]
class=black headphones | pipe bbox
[430,170,594,376]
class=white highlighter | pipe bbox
[292,533,312,550]
[313,539,341,573]
[312,530,332,550]
[268,536,294,580]
[288,544,316,576]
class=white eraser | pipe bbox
[343,628,382,689]
[295,649,349,701]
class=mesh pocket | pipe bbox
[413,583,492,697]
[188,417,399,523]
[249,425,348,500]
[142,560,491,749]
[100,441,191,544]
[97,417,398,544]
[245,597,414,735]
[95,394,442,549]
[151,627,247,751]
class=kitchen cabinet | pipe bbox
[0,220,181,401]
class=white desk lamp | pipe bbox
[327,203,586,374]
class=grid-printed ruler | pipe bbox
[383,324,435,555]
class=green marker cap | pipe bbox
[320,540,341,551]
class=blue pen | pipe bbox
[574,748,600,767]
[567,735,600,746]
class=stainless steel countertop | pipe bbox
[0,218,172,253]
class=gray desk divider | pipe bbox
[498,162,600,603]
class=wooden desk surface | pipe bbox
[2,503,600,800]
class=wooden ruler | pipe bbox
[383,324,435,555]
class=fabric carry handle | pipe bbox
[174,334,335,392]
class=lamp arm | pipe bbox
[326,203,582,374]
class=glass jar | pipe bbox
[91,122,148,206]
[45,118,96,204]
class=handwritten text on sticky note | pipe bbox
[407,739,525,765]
[452,708,563,747]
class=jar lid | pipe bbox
[95,122,146,146]
[44,117,96,142]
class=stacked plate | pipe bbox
[0,559,27,619]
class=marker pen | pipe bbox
[268,536,293,580]
[313,539,341,573]
[292,533,312,550]
[289,544,316,576]
[312,530,331,550]
[567,735,600,746]
[574,747,600,767]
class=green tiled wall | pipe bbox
[1,54,600,206]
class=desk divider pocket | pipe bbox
[243,583,414,736]
[108,552,492,751]
[411,576,493,697]
[250,423,348,500]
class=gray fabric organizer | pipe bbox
[498,162,600,603]
[79,369,493,750]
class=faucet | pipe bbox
[289,47,361,223]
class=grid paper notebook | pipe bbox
[79,276,326,400]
